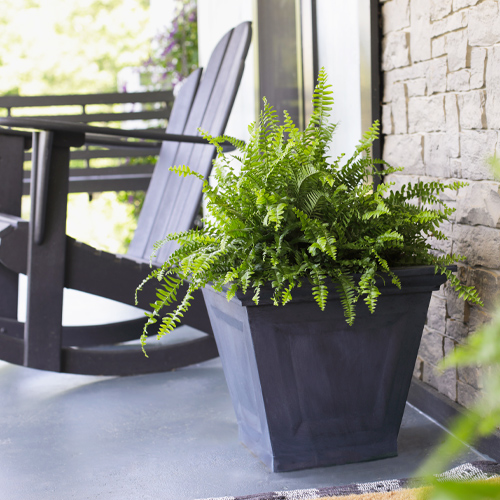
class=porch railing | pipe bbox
[0,90,175,194]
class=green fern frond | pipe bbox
[333,272,357,324]
[169,164,205,180]
[137,68,480,352]
[263,203,287,228]
[311,269,328,310]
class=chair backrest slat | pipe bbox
[128,21,251,263]
[138,29,234,259]
[128,68,202,258]
[156,23,252,262]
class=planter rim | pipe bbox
[205,264,456,307]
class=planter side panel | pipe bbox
[202,287,273,467]
[204,269,446,472]
[247,290,433,471]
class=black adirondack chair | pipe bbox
[0,22,252,376]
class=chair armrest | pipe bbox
[87,135,235,153]
[85,133,163,149]
[0,126,33,149]
[0,116,234,147]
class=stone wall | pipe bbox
[381,0,500,407]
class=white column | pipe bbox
[316,0,363,163]
[197,0,255,141]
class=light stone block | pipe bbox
[445,94,460,158]
[382,104,393,135]
[423,362,440,391]
[486,45,500,89]
[419,327,444,365]
[440,337,458,401]
[432,35,446,58]
[457,380,480,408]
[469,267,500,310]
[447,70,470,91]
[382,0,410,34]
[445,94,459,132]
[452,223,500,267]
[424,133,451,177]
[458,90,486,129]
[446,318,469,342]
[468,0,500,47]
[470,47,486,89]
[382,32,411,71]
[456,180,500,228]
[446,200,457,221]
[383,134,424,174]
[392,82,408,134]
[486,89,500,129]
[408,95,445,133]
[457,365,483,391]
[450,159,462,178]
[453,0,479,10]
[446,29,468,71]
[431,0,453,20]
[410,0,432,62]
[431,10,468,37]
[414,357,424,380]
[440,180,461,201]
[384,71,397,102]
[468,305,492,332]
[438,367,458,401]
[391,60,430,81]
[406,78,427,96]
[428,237,453,256]
[486,46,500,128]
[460,130,498,180]
[444,277,468,321]
[428,219,453,255]
[427,57,448,95]
[427,294,447,333]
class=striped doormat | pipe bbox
[197,461,500,500]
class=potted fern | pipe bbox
[137,69,481,472]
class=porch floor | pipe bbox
[0,359,490,500]
[0,283,490,500]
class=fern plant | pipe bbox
[136,68,482,353]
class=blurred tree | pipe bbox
[0,0,150,95]
[1,0,199,254]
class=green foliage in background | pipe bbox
[417,156,500,500]
[141,0,198,90]
[136,69,482,352]
[0,0,150,96]
[116,190,145,248]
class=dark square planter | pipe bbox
[202,266,450,472]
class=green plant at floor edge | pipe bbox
[136,68,482,354]
[415,156,500,500]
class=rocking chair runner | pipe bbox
[0,22,252,376]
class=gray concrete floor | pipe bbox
[0,354,489,500]
[0,280,489,500]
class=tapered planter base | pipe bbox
[203,266,450,472]
[239,428,397,472]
